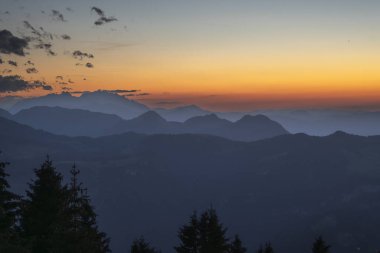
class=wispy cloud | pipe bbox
[0,75,52,93]
[51,10,66,22]
[91,7,118,26]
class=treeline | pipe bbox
[0,156,331,253]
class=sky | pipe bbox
[0,0,380,111]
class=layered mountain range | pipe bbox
[1,116,380,253]
[1,91,380,136]
[9,106,289,141]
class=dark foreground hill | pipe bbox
[1,116,380,253]
[12,107,289,141]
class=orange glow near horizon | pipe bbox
[1,0,380,111]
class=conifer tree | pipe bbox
[176,208,230,253]
[131,237,160,253]
[66,164,110,253]
[198,208,229,253]
[263,243,274,253]
[0,157,25,252]
[175,212,200,253]
[256,245,264,253]
[229,235,246,253]
[312,236,331,253]
[20,157,70,253]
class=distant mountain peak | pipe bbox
[185,113,225,124]
[236,114,271,124]
[134,111,166,123]
[329,130,352,137]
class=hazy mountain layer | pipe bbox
[12,107,289,141]
[1,116,380,253]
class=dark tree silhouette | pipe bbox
[0,157,25,252]
[312,236,331,253]
[229,235,247,253]
[131,237,160,253]
[175,212,200,253]
[263,243,274,253]
[199,208,229,253]
[176,208,229,253]
[66,164,110,253]
[20,157,70,253]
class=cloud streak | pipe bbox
[72,50,94,60]
[26,67,38,74]
[0,75,52,93]
[91,7,118,26]
[51,10,66,22]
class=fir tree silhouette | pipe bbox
[176,208,229,253]
[229,235,247,253]
[175,212,200,253]
[312,236,331,253]
[20,156,70,253]
[263,243,274,253]
[0,155,26,252]
[66,164,110,253]
[131,237,161,253]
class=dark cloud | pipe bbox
[23,21,42,37]
[35,42,56,56]
[0,30,29,56]
[62,86,72,91]
[0,58,3,64]
[69,89,139,95]
[0,75,52,93]
[91,7,118,26]
[26,67,38,74]
[23,22,54,41]
[136,93,150,96]
[24,60,34,66]
[23,22,56,55]
[68,79,74,84]
[72,50,94,60]
[61,34,71,40]
[8,60,17,67]
[51,10,66,22]
[108,89,139,93]
[66,7,73,12]
[91,7,105,17]
[38,26,54,40]
[56,76,64,80]
[85,62,94,68]
[94,16,118,26]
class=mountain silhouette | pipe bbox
[9,91,149,119]
[0,108,11,119]
[155,105,210,122]
[10,107,289,141]
[13,106,123,137]
[1,116,380,253]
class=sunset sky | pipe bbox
[1,0,380,111]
